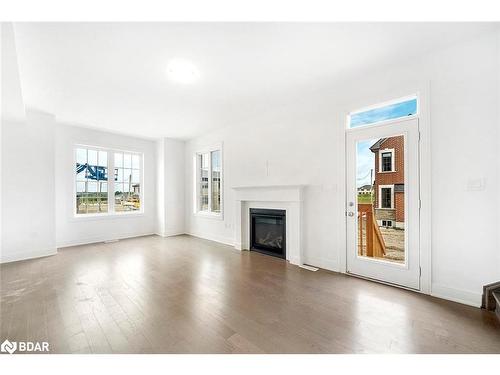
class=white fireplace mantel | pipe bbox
[232,185,304,266]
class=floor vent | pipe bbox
[299,264,319,272]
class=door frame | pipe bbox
[337,81,431,295]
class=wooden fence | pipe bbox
[358,203,386,258]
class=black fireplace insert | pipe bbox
[250,208,286,259]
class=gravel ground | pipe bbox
[359,224,405,263]
[379,227,405,262]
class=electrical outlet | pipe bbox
[466,178,486,191]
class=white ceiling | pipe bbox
[12,22,497,140]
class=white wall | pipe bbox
[1,24,57,263]
[185,31,500,306]
[1,109,57,262]
[1,23,25,122]
[55,124,158,247]
[156,138,185,237]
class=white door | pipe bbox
[346,118,420,290]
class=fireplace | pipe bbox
[250,208,286,259]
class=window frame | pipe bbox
[378,184,394,209]
[378,148,395,173]
[73,144,144,219]
[193,143,224,220]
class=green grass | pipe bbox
[357,194,373,204]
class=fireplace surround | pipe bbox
[250,208,286,259]
[232,185,304,265]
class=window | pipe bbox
[75,146,142,216]
[195,146,223,217]
[380,150,394,172]
[380,186,393,209]
[114,152,141,212]
[76,147,108,214]
[348,96,417,129]
[382,220,393,227]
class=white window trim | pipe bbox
[73,144,144,219]
[378,184,394,209]
[378,148,395,173]
[193,143,224,220]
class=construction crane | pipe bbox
[76,163,107,180]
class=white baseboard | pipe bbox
[155,231,185,238]
[56,232,156,249]
[431,283,482,307]
[1,248,57,264]
[186,231,235,247]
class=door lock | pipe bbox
[348,212,355,217]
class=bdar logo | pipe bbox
[1,339,17,354]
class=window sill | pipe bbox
[194,211,224,221]
[378,171,396,174]
[71,211,145,222]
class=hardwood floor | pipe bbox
[1,234,499,354]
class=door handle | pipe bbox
[348,212,355,217]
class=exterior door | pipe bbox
[346,117,420,290]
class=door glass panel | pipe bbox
[356,135,405,264]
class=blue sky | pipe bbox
[350,98,417,128]
[354,98,416,187]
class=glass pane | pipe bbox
[95,166,107,181]
[199,153,209,211]
[349,97,417,128]
[76,148,87,164]
[97,195,108,213]
[132,169,140,183]
[76,164,86,181]
[100,181,108,193]
[132,154,140,169]
[76,196,87,214]
[114,182,124,195]
[123,169,132,184]
[98,151,107,167]
[123,153,132,168]
[114,182,139,212]
[131,183,141,211]
[87,181,98,193]
[115,152,123,168]
[254,216,284,250]
[382,152,392,172]
[114,183,125,212]
[201,153,209,169]
[116,168,124,182]
[211,150,221,213]
[356,135,405,264]
[88,149,98,166]
[76,181,86,192]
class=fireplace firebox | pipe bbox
[250,208,286,259]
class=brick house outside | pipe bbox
[370,135,405,229]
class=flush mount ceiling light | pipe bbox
[166,58,200,84]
